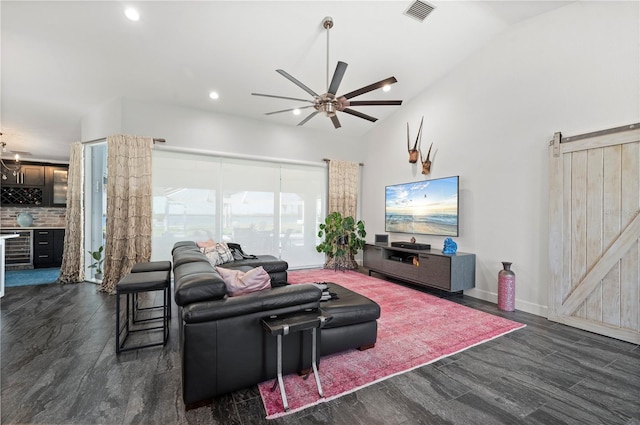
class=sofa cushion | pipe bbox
[173,250,209,268]
[181,284,322,323]
[173,256,227,306]
[221,255,288,274]
[216,266,271,297]
[172,241,200,255]
[174,271,227,306]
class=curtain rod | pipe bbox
[323,158,364,166]
[81,137,166,144]
[155,145,326,168]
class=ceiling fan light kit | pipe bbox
[252,16,403,129]
[0,134,23,181]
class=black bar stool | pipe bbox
[130,261,173,319]
[130,261,172,273]
[116,270,170,354]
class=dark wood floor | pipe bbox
[1,275,639,425]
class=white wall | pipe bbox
[82,98,363,164]
[80,97,123,141]
[361,1,640,316]
[80,1,639,317]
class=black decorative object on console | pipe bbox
[391,241,431,250]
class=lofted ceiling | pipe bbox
[0,1,572,162]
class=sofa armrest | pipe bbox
[182,284,321,324]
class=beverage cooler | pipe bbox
[0,229,33,268]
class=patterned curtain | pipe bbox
[59,142,85,284]
[328,159,359,217]
[325,159,361,270]
[98,135,152,294]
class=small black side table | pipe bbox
[261,308,331,411]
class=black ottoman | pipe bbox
[318,282,380,356]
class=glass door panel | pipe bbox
[280,165,325,267]
[84,143,107,281]
[151,151,220,260]
[221,159,279,255]
[52,168,68,206]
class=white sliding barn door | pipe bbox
[548,124,640,344]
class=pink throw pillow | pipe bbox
[196,239,216,249]
[216,266,271,297]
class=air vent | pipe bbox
[404,0,435,22]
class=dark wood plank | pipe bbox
[1,273,638,425]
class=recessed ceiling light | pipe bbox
[209,91,220,100]
[293,109,301,116]
[382,85,391,92]
[125,7,140,21]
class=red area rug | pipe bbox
[259,269,525,419]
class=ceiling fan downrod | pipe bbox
[323,16,333,93]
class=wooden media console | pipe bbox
[363,244,476,292]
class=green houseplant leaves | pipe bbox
[87,245,104,276]
[316,211,366,270]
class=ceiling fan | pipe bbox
[251,17,403,129]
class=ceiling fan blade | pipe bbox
[347,100,403,106]
[327,61,348,96]
[342,108,378,123]
[251,93,314,103]
[297,110,320,126]
[330,115,342,129]
[341,77,398,100]
[276,69,319,98]
[265,105,315,116]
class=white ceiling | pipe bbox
[1,1,572,162]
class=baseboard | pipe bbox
[464,288,548,318]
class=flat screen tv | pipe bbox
[385,176,459,237]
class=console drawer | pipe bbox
[417,254,451,290]
[382,258,421,281]
[363,245,384,270]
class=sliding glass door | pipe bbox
[280,164,326,268]
[220,159,280,255]
[151,152,220,253]
[83,142,107,281]
[151,150,326,268]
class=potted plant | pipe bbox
[316,211,366,271]
[87,245,104,281]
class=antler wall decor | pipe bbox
[420,142,433,175]
[407,116,424,163]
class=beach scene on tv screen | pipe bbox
[385,177,458,236]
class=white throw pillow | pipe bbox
[203,242,234,266]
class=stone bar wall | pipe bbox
[0,207,66,228]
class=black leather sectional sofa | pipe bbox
[171,241,380,406]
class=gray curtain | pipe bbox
[59,142,85,284]
[99,135,152,294]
